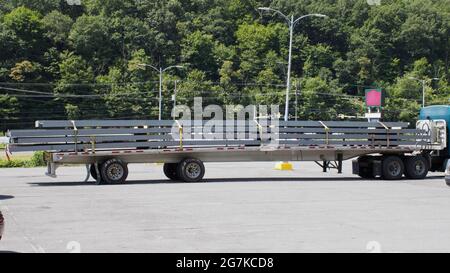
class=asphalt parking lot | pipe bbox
[0,161,449,253]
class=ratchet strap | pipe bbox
[176,120,183,149]
[90,136,96,154]
[71,120,78,152]
[319,121,330,145]
[378,121,390,147]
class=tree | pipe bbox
[69,15,114,73]
[236,22,281,81]
[42,10,73,48]
[302,43,336,79]
[54,52,97,118]
[2,6,45,60]
[0,94,19,131]
[181,31,218,79]
[0,0,449,128]
[7,0,60,14]
[298,76,358,120]
[96,66,151,119]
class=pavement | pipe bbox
[0,161,449,253]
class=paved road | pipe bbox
[0,161,449,253]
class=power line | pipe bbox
[0,81,161,86]
[0,86,160,96]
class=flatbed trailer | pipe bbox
[6,118,447,184]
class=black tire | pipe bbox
[177,158,205,182]
[357,156,375,179]
[359,169,375,179]
[100,159,128,184]
[90,164,99,181]
[382,156,404,180]
[404,155,429,179]
[163,163,179,181]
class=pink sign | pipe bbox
[365,89,383,107]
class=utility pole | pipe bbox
[259,7,327,121]
[409,77,439,108]
[138,64,183,120]
[172,80,178,120]
[294,81,299,121]
[259,7,328,171]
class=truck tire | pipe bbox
[404,155,429,179]
[382,156,404,180]
[90,164,98,180]
[90,164,106,184]
[100,159,128,184]
[359,169,375,179]
[357,156,375,179]
[177,158,205,182]
[163,163,179,181]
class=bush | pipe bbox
[0,152,47,168]
[26,151,46,167]
[0,159,28,168]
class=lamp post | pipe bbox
[259,7,327,121]
[409,77,439,108]
[138,64,183,120]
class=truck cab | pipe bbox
[419,105,450,173]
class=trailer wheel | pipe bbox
[163,163,179,181]
[90,164,98,180]
[177,158,205,182]
[382,156,404,180]
[404,156,429,179]
[90,164,105,184]
[357,157,375,179]
[359,169,375,179]
[100,159,128,184]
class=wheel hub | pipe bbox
[414,161,425,174]
[388,161,402,176]
[185,163,201,179]
[107,163,124,180]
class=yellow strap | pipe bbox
[319,121,330,145]
[71,120,78,152]
[176,120,183,149]
[90,136,96,154]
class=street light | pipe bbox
[259,7,328,121]
[409,77,439,108]
[138,64,183,120]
